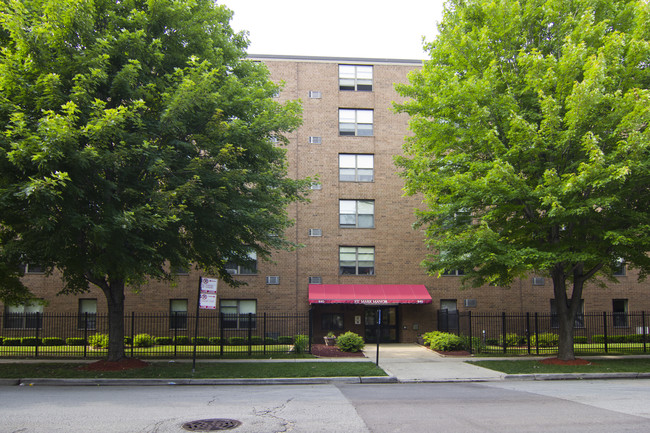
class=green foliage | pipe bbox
[591,334,646,344]
[335,332,365,352]
[460,336,485,353]
[249,336,263,345]
[3,338,21,346]
[500,333,526,347]
[21,337,41,346]
[0,337,4,345]
[209,337,223,345]
[88,334,109,348]
[133,334,154,348]
[395,0,650,360]
[423,331,465,351]
[192,337,209,346]
[124,337,133,346]
[278,336,293,344]
[65,337,85,346]
[0,0,309,362]
[264,337,277,344]
[155,337,173,345]
[229,337,246,346]
[573,336,588,344]
[174,336,190,345]
[41,337,65,346]
[293,335,309,354]
[531,333,559,348]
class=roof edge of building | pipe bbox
[247,54,424,65]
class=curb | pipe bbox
[504,372,650,381]
[7,376,397,386]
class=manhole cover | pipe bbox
[181,419,242,431]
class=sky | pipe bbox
[220,0,446,60]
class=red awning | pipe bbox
[308,284,432,305]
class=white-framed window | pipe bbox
[442,269,465,276]
[339,109,373,136]
[614,258,626,276]
[309,228,323,237]
[225,252,257,275]
[613,299,628,328]
[339,200,374,228]
[169,299,188,330]
[21,263,44,274]
[339,154,374,182]
[308,136,322,144]
[220,299,257,329]
[339,246,375,275]
[310,182,322,190]
[77,299,97,330]
[308,90,322,98]
[339,65,373,91]
[266,276,280,285]
[3,302,43,329]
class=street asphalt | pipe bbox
[1,343,650,386]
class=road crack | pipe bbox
[253,398,295,432]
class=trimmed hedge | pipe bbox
[531,333,558,347]
[133,333,154,348]
[422,331,464,351]
[192,337,210,345]
[88,334,109,348]
[174,336,190,345]
[42,337,65,346]
[278,336,293,344]
[66,337,86,346]
[335,331,364,352]
[155,337,173,345]
[229,336,246,345]
[591,334,647,344]
[21,337,41,346]
[209,337,223,345]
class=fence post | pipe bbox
[173,312,178,358]
[526,312,531,355]
[34,312,40,358]
[534,312,539,355]
[131,311,135,358]
[641,311,647,353]
[219,313,224,356]
[603,312,608,354]
[263,312,267,355]
[502,312,507,354]
[467,310,473,355]
[83,312,88,358]
[248,313,253,356]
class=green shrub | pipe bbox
[460,336,485,353]
[278,336,293,344]
[42,337,65,346]
[293,334,310,354]
[133,333,154,348]
[192,336,209,345]
[88,334,109,348]
[155,337,173,345]
[209,337,223,345]
[66,337,86,346]
[499,333,525,347]
[336,331,365,352]
[4,338,21,346]
[421,331,443,346]
[425,332,464,351]
[486,338,500,346]
[531,332,558,347]
[0,337,4,345]
[124,336,133,345]
[573,336,588,344]
[174,336,190,345]
[21,337,41,346]
[250,336,263,345]
[264,337,276,344]
[229,336,246,345]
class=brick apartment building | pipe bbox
[3,55,649,342]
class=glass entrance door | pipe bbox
[364,306,398,343]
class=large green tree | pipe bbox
[396,0,650,360]
[0,0,308,361]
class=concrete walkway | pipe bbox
[362,343,505,382]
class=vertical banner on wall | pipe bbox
[193,276,218,372]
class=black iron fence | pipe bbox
[0,312,312,358]
[441,310,649,355]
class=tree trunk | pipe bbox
[104,280,126,362]
[551,266,576,361]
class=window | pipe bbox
[309,228,323,236]
[339,154,374,182]
[309,276,322,284]
[613,299,628,328]
[550,299,584,328]
[322,313,344,331]
[339,65,373,91]
[442,269,465,276]
[339,200,374,228]
[170,299,188,330]
[310,182,322,190]
[4,302,43,329]
[21,263,43,274]
[339,109,373,136]
[339,246,375,275]
[220,299,257,329]
[225,252,257,275]
[308,136,322,144]
[532,277,545,285]
[614,258,626,276]
[308,90,322,98]
[77,299,97,330]
[266,276,280,285]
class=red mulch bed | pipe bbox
[78,358,150,371]
[433,350,471,356]
[311,344,365,358]
[540,357,592,366]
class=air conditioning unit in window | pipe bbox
[308,136,322,144]
[308,229,322,237]
[310,182,322,190]
[532,277,545,286]
[309,276,322,284]
[266,276,280,285]
[308,91,322,99]
[464,299,477,308]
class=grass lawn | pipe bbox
[469,358,650,374]
[0,361,386,379]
